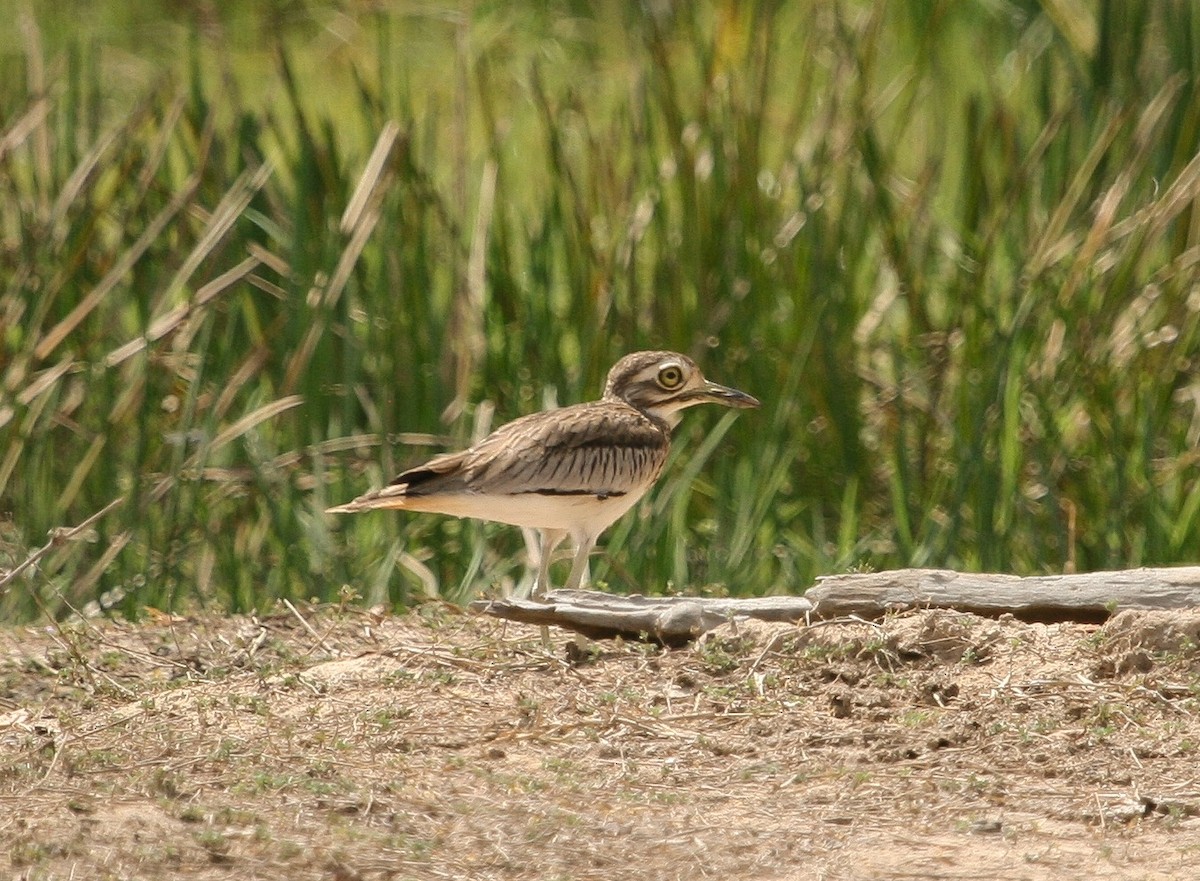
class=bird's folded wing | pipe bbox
[441,404,669,497]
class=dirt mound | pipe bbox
[2,605,1199,879]
[1093,609,1200,675]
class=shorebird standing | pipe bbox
[327,351,760,598]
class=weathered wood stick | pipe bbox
[472,567,1200,642]
[806,567,1200,623]
[470,590,815,645]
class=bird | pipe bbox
[327,351,760,599]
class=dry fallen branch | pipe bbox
[806,566,1200,623]
[473,566,1200,642]
[470,590,815,645]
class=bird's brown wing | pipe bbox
[456,402,670,497]
[325,402,669,513]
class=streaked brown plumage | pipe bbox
[328,351,760,598]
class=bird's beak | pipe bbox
[697,379,761,409]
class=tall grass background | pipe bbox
[2,1,1199,620]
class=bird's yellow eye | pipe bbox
[657,365,684,389]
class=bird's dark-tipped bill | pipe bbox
[697,380,761,409]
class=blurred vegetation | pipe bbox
[2,0,1200,620]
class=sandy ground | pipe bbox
[2,601,1200,880]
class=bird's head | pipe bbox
[603,351,760,426]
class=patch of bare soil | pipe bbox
[2,603,1200,880]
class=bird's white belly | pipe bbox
[408,488,648,535]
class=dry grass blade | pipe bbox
[1139,144,1200,237]
[47,124,127,245]
[56,435,106,512]
[211,342,270,422]
[1027,113,1126,282]
[0,96,49,163]
[169,255,263,353]
[34,172,204,360]
[444,157,498,423]
[0,497,124,595]
[245,242,293,279]
[341,120,402,234]
[398,552,441,599]
[148,396,304,500]
[199,395,305,461]
[1040,0,1098,56]
[282,598,339,655]
[14,358,74,408]
[1108,147,1200,245]
[164,161,274,303]
[73,530,132,599]
[17,8,51,218]
[281,132,398,395]
[104,163,274,367]
[1058,76,1186,300]
[135,91,187,195]
[0,379,55,499]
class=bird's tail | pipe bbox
[325,484,411,514]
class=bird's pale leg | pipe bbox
[532,528,567,650]
[563,532,597,592]
[533,528,568,600]
[561,531,598,655]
